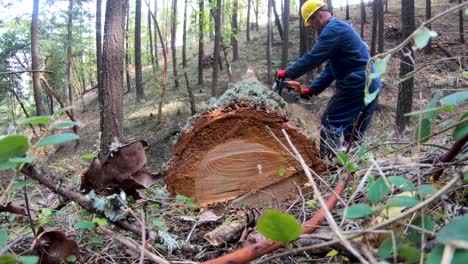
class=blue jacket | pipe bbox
[285,17,381,126]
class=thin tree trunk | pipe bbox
[209,0,214,39]
[100,0,128,156]
[459,0,465,44]
[135,0,145,101]
[385,0,388,13]
[67,0,77,134]
[182,0,188,68]
[267,0,272,84]
[346,0,350,20]
[246,0,251,42]
[396,0,415,133]
[198,0,204,85]
[255,0,259,31]
[125,5,132,93]
[171,0,180,88]
[31,0,46,116]
[360,0,366,38]
[154,0,159,66]
[377,0,384,53]
[370,0,378,56]
[281,0,290,68]
[231,0,239,61]
[184,72,196,115]
[96,0,104,134]
[212,0,222,97]
[148,4,157,75]
[424,0,432,53]
[272,0,283,41]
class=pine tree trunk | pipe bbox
[459,0,465,44]
[346,0,350,20]
[100,0,128,156]
[396,0,415,133]
[182,0,188,68]
[267,0,272,84]
[172,0,180,88]
[272,0,283,41]
[135,0,145,101]
[370,0,378,56]
[31,0,46,116]
[281,0,290,68]
[424,0,432,53]
[67,0,75,121]
[148,6,156,74]
[246,0,251,42]
[198,0,204,85]
[231,0,239,61]
[96,0,105,133]
[377,0,384,53]
[360,0,366,38]
[125,5,132,93]
[212,0,222,97]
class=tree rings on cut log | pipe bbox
[164,78,325,207]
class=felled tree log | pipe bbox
[164,78,325,207]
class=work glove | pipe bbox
[300,87,317,100]
[276,69,287,79]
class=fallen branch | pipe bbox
[257,173,462,262]
[0,202,32,216]
[203,171,352,264]
[21,164,160,242]
[432,133,468,181]
[97,226,169,264]
[0,69,52,77]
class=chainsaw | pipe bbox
[272,77,312,105]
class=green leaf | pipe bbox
[66,255,77,262]
[414,27,438,49]
[53,106,73,118]
[326,249,338,257]
[404,105,453,117]
[0,255,16,264]
[0,230,7,247]
[357,142,367,159]
[257,209,302,244]
[408,215,435,244]
[453,113,468,141]
[51,121,80,129]
[306,199,318,209]
[41,208,52,217]
[346,162,357,173]
[75,220,95,231]
[336,152,348,166]
[388,176,415,192]
[462,71,468,78]
[17,256,39,264]
[427,91,443,115]
[0,135,29,162]
[20,116,52,126]
[151,219,168,231]
[418,184,438,197]
[80,154,97,160]
[370,54,391,79]
[386,196,419,208]
[440,91,468,106]
[437,215,468,244]
[90,235,104,245]
[378,237,404,258]
[415,118,431,143]
[175,195,195,205]
[439,119,455,128]
[92,217,108,226]
[427,244,468,264]
[364,89,379,106]
[36,133,80,146]
[278,167,286,177]
[8,157,36,164]
[367,178,390,203]
[343,204,374,219]
[398,245,421,263]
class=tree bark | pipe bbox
[360,0,366,38]
[246,0,251,42]
[171,0,180,88]
[459,0,465,44]
[346,0,350,20]
[135,0,145,101]
[67,0,76,132]
[148,4,157,75]
[370,0,378,56]
[154,0,159,66]
[396,0,415,133]
[100,0,128,156]
[231,0,239,61]
[184,72,196,115]
[254,0,259,31]
[377,0,384,53]
[125,5,132,93]
[182,0,188,68]
[267,0,272,84]
[31,0,46,116]
[212,0,222,97]
[198,0,205,85]
[424,0,432,53]
[281,0,290,68]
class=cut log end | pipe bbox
[164,78,325,207]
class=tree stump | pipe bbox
[164,78,325,207]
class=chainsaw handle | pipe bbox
[282,81,303,94]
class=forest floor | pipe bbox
[2,0,467,263]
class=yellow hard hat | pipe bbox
[301,0,326,26]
